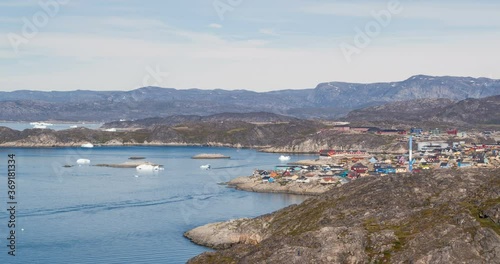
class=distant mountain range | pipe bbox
[1,75,499,121]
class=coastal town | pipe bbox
[229,126,500,195]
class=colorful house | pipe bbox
[411,128,423,134]
[458,162,472,168]
[351,127,371,132]
[332,126,350,132]
[376,167,396,174]
[351,163,368,173]
[440,162,450,169]
[395,167,408,173]
[446,129,458,136]
[377,129,407,135]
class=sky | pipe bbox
[0,0,499,92]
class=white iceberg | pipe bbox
[76,159,90,165]
[136,164,163,171]
[81,143,94,148]
[279,155,291,161]
[200,164,211,170]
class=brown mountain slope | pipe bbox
[438,95,500,124]
[346,95,500,125]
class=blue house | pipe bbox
[336,170,349,177]
[458,162,472,168]
[411,128,423,135]
[376,167,396,174]
[440,162,450,169]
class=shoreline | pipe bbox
[184,176,335,251]
[226,176,335,196]
[0,142,408,155]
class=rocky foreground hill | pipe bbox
[185,168,500,264]
[1,75,499,121]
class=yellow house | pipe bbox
[396,167,407,173]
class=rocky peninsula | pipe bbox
[227,176,333,196]
[186,168,500,263]
[192,153,231,159]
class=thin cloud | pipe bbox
[0,1,38,7]
[208,23,222,29]
[301,1,500,27]
[259,28,279,36]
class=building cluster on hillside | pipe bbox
[253,129,499,186]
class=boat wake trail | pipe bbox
[211,164,250,170]
[2,194,219,218]
[212,162,276,170]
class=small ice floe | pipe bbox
[76,159,91,165]
[33,124,47,129]
[136,164,163,171]
[200,164,211,170]
[31,122,53,129]
[81,143,94,148]
[279,155,291,161]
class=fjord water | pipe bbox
[0,146,310,264]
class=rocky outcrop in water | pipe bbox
[226,176,333,196]
[186,168,500,264]
[184,218,265,250]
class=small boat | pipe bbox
[33,124,47,129]
[81,143,94,148]
[200,164,211,170]
[70,125,78,128]
[129,156,146,160]
[279,155,291,161]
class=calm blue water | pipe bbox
[0,146,312,263]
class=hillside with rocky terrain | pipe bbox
[1,75,499,121]
[438,95,500,125]
[346,95,500,126]
[102,112,299,129]
[0,119,414,153]
[186,168,500,264]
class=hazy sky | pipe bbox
[1,0,499,91]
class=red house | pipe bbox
[377,129,407,135]
[351,163,368,173]
[332,126,350,132]
[351,127,370,132]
